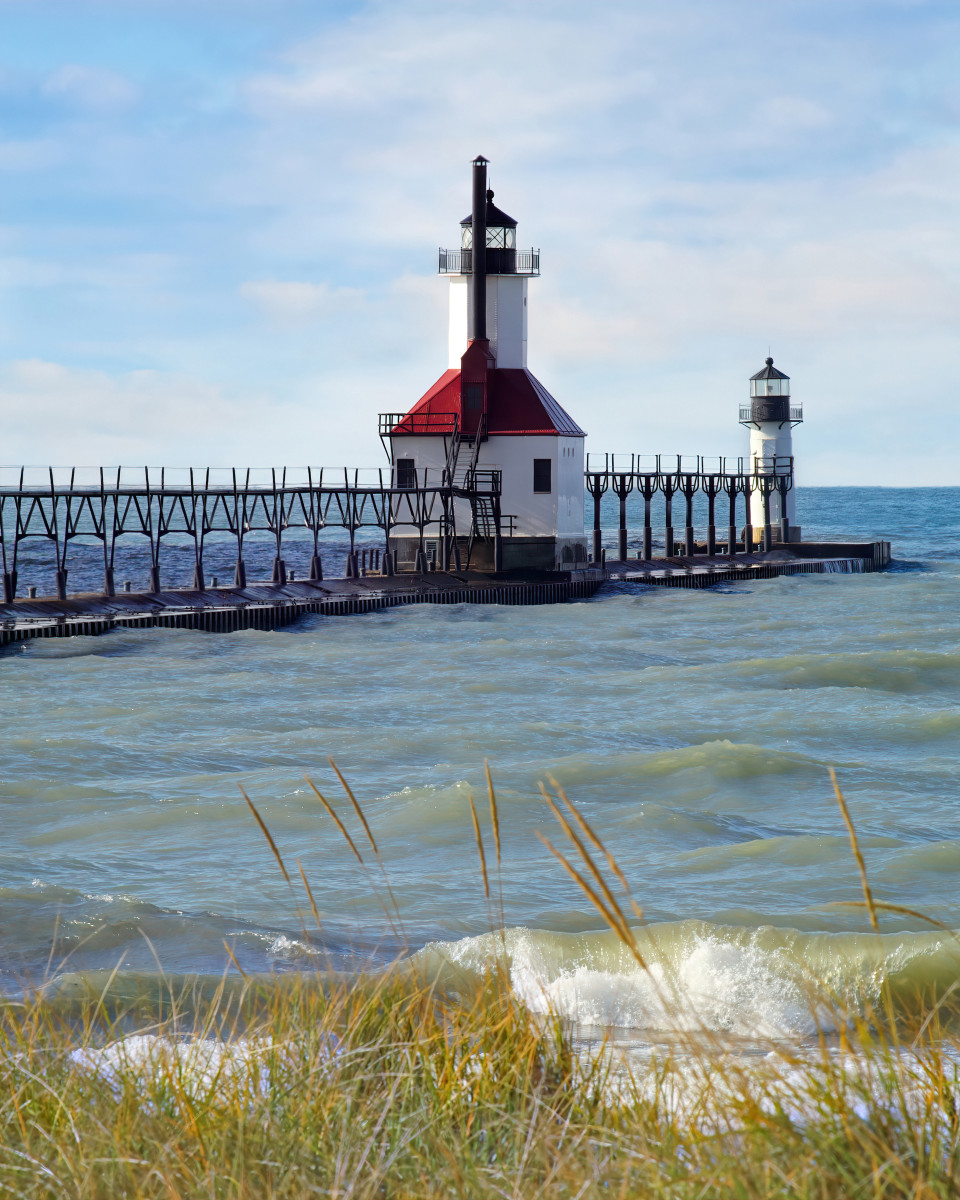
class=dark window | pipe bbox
[396,458,416,489]
[533,458,552,494]
[464,383,484,410]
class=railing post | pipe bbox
[725,468,738,559]
[592,482,602,562]
[683,484,696,556]
[743,476,754,555]
[778,473,792,545]
[762,480,773,552]
[612,473,632,561]
[663,484,675,558]
[3,571,15,604]
[642,498,652,560]
[492,493,503,573]
[638,476,655,560]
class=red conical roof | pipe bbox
[392,368,585,437]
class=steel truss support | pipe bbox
[0,466,502,600]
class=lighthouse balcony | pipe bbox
[379,411,459,438]
[739,401,803,425]
[438,248,540,276]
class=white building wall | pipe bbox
[478,434,556,536]
[447,275,528,368]
[556,436,585,537]
[447,278,469,369]
[389,433,586,545]
[749,424,797,528]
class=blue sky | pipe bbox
[1,0,957,481]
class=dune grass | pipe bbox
[2,768,960,1198]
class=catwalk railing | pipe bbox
[584,453,795,561]
[0,454,794,602]
[0,466,503,602]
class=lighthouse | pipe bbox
[740,356,802,542]
[382,156,587,572]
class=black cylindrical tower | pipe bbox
[470,155,488,341]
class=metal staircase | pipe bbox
[446,413,486,489]
[446,414,493,565]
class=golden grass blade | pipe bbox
[305,776,364,864]
[468,794,490,901]
[297,858,323,933]
[539,782,638,950]
[222,940,248,979]
[538,833,646,970]
[328,758,406,948]
[240,785,292,886]
[548,773,632,895]
[329,756,378,855]
[828,899,958,938]
[485,760,501,868]
[830,768,878,933]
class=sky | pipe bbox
[0,0,958,483]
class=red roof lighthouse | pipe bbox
[384,156,587,573]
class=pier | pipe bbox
[0,451,890,650]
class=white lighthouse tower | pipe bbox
[740,356,802,541]
[383,156,587,571]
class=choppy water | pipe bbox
[3,487,960,1041]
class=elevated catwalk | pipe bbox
[0,541,890,648]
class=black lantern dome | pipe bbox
[750,356,790,399]
[739,356,798,425]
[460,189,518,250]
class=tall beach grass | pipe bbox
[2,767,960,1198]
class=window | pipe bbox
[533,458,552,494]
[396,459,416,489]
[751,378,789,397]
[464,383,484,410]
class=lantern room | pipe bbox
[750,359,790,397]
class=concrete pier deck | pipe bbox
[0,541,890,648]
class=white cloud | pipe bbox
[240,279,365,321]
[0,138,63,172]
[42,65,139,111]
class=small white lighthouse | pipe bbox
[384,156,587,571]
[740,356,802,541]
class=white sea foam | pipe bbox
[70,1032,339,1106]
[70,1035,276,1102]
[509,934,826,1039]
[420,922,959,1041]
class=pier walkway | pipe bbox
[0,541,889,648]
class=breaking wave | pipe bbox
[416,920,960,1040]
